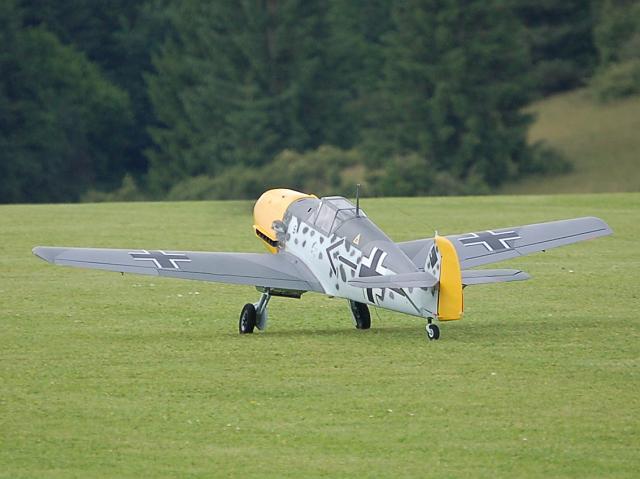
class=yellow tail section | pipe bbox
[435,235,463,321]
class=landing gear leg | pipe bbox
[348,300,371,330]
[426,318,440,341]
[239,289,271,334]
[253,289,271,331]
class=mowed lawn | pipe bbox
[1,194,639,478]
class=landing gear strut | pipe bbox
[348,300,371,330]
[239,289,271,334]
[426,318,440,340]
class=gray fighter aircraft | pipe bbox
[33,188,612,340]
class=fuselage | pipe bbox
[253,189,439,319]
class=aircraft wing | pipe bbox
[398,216,612,269]
[32,246,324,293]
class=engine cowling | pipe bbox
[253,189,316,253]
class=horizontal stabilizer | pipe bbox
[349,271,438,289]
[462,269,530,286]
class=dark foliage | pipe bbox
[1,0,626,203]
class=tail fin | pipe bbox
[430,235,463,321]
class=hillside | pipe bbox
[501,90,640,194]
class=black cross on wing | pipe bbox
[458,230,521,252]
[129,250,191,269]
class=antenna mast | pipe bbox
[355,183,361,217]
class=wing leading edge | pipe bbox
[399,216,612,269]
[32,246,324,293]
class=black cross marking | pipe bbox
[429,244,439,268]
[459,230,521,252]
[359,247,404,303]
[129,250,191,269]
[360,248,385,303]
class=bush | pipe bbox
[165,144,570,201]
[535,59,587,96]
[521,141,573,177]
[82,174,146,202]
[366,154,491,197]
[590,59,640,102]
[166,146,367,200]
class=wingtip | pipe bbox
[588,216,614,236]
[32,246,63,263]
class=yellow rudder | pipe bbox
[435,235,463,321]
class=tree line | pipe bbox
[1,0,638,203]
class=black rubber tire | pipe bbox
[239,303,257,334]
[426,323,440,341]
[349,300,371,330]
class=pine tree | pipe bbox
[0,1,133,203]
[366,0,534,189]
[323,0,394,147]
[21,0,173,179]
[512,0,598,95]
[146,0,333,194]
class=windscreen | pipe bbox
[314,197,365,234]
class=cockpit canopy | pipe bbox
[313,196,366,234]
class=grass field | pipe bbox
[1,194,639,478]
[501,90,640,194]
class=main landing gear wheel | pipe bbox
[239,303,257,334]
[348,300,371,330]
[426,323,440,341]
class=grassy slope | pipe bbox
[501,90,640,194]
[1,194,639,478]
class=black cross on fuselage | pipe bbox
[459,230,521,252]
[358,247,407,303]
[129,250,191,269]
[359,248,386,303]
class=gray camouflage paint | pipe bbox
[280,197,439,318]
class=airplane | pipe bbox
[33,188,612,340]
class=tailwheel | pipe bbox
[426,322,440,341]
[348,300,371,330]
[239,303,257,334]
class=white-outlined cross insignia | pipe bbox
[458,230,521,252]
[129,250,191,269]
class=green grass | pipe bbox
[501,90,640,194]
[1,194,639,478]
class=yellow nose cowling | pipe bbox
[253,188,316,253]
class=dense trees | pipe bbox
[513,0,598,95]
[147,1,335,192]
[0,1,635,203]
[590,0,640,101]
[0,1,133,202]
[365,0,534,187]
